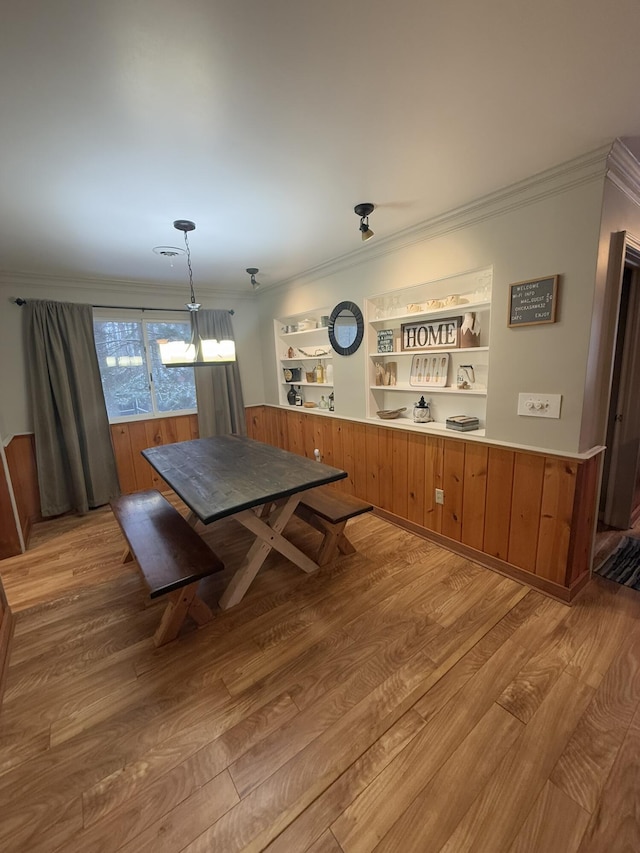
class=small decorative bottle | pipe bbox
[294,386,304,406]
[319,395,328,409]
[287,384,296,405]
[328,392,334,412]
[315,361,325,383]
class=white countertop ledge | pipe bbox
[261,404,605,462]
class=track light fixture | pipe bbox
[354,203,375,241]
[246,267,261,288]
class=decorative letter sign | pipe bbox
[508,276,558,327]
[401,316,461,352]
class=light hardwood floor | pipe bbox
[0,500,639,852]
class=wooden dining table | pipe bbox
[142,435,347,609]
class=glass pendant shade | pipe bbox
[158,336,236,367]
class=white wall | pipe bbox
[256,156,606,454]
[6,146,639,458]
[0,277,264,438]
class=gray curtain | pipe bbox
[193,309,246,437]
[25,299,121,516]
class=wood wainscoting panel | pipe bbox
[365,427,381,508]
[441,439,465,542]
[0,573,15,711]
[483,448,515,561]
[243,406,600,598]
[352,422,369,502]
[330,419,345,491]
[508,453,546,574]
[567,453,601,586]
[288,410,305,457]
[110,424,137,494]
[4,434,40,540]
[535,458,578,585]
[377,427,394,512]
[109,415,199,496]
[0,452,21,559]
[423,436,443,533]
[391,430,409,519]
[407,433,426,527]
[461,442,489,552]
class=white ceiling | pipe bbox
[2,0,640,294]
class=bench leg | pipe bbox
[337,532,356,556]
[316,520,347,566]
[188,595,214,627]
[154,584,199,646]
[295,505,356,566]
[122,546,134,563]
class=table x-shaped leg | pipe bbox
[218,494,318,610]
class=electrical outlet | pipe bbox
[435,488,444,505]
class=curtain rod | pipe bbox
[11,298,234,315]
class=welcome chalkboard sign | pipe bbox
[508,276,558,327]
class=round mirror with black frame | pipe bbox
[327,300,364,356]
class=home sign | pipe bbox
[401,316,461,351]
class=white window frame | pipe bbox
[93,309,198,424]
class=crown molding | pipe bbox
[262,144,612,297]
[1,144,619,305]
[606,138,640,206]
[0,270,255,303]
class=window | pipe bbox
[94,317,197,421]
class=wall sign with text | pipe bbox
[376,329,395,352]
[508,276,558,327]
[401,316,461,351]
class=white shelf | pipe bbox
[369,384,486,396]
[280,356,332,362]
[369,300,491,326]
[279,327,330,338]
[368,346,489,357]
[364,269,492,427]
[282,381,334,388]
[369,416,485,436]
[280,405,334,414]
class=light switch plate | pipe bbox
[517,393,562,418]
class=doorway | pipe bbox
[595,240,640,566]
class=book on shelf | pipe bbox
[446,415,480,432]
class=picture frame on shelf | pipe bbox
[376,329,394,352]
[401,316,461,351]
[409,353,449,387]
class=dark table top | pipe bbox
[142,435,347,525]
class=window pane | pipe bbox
[94,320,153,418]
[146,321,197,413]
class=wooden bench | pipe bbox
[110,490,224,646]
[294,488,373,566]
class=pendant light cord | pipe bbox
[183,230,198,308]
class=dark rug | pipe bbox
[596,536,640,589]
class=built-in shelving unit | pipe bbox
[274,309,335,411]
[364,267,492,431]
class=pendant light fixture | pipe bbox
[158,219,236,367]
[354,203,375,241]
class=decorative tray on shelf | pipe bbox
[409,354,449,387]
